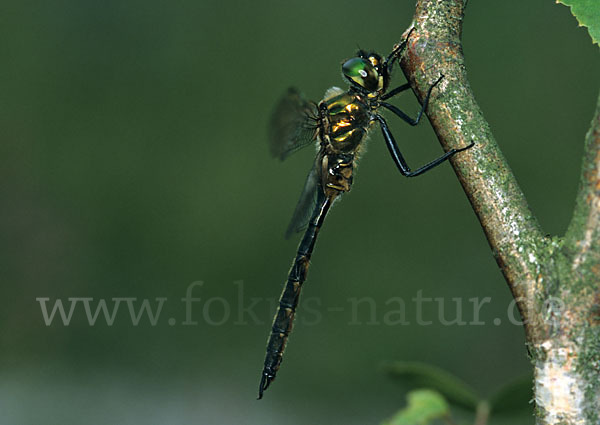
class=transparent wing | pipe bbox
[285,159,320,239]
[269,88,318,161]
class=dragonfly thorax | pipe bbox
[319,91,371,154]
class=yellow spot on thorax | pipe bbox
[345,103,359,113]
[332,120,351,133]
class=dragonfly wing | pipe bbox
[285,160,321,239]
[269,88,318,161]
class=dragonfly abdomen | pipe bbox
[260,257,306,391]
[258,189,332,399]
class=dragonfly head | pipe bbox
[342,51,385,94]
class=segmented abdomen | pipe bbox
[259,190,332,398]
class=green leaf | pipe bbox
[488,373,533,414]
[382,389,450,425]
[386,362,480,411]
[557,0,600,46]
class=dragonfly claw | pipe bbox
[257,372,274,400]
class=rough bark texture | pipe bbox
[398,1,600,423]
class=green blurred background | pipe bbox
[1,0,599,424]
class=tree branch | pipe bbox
[397,0,547,343]
[397,1,600,423]
[530,90,600,425]
[565,90,600,278]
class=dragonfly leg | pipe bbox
[380,83,411,101]
[380,74,444,126]
[375,114,474,177]
[384,27,415,76]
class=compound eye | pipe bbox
[342,57,379,92]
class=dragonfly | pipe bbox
[258,32,473,399]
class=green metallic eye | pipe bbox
[342,57,379,92]
[342,58,368,78]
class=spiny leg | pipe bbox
[381,83,411,101]
[375,114,474,177]
[384,27,415,76]
[381,74,444,126]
